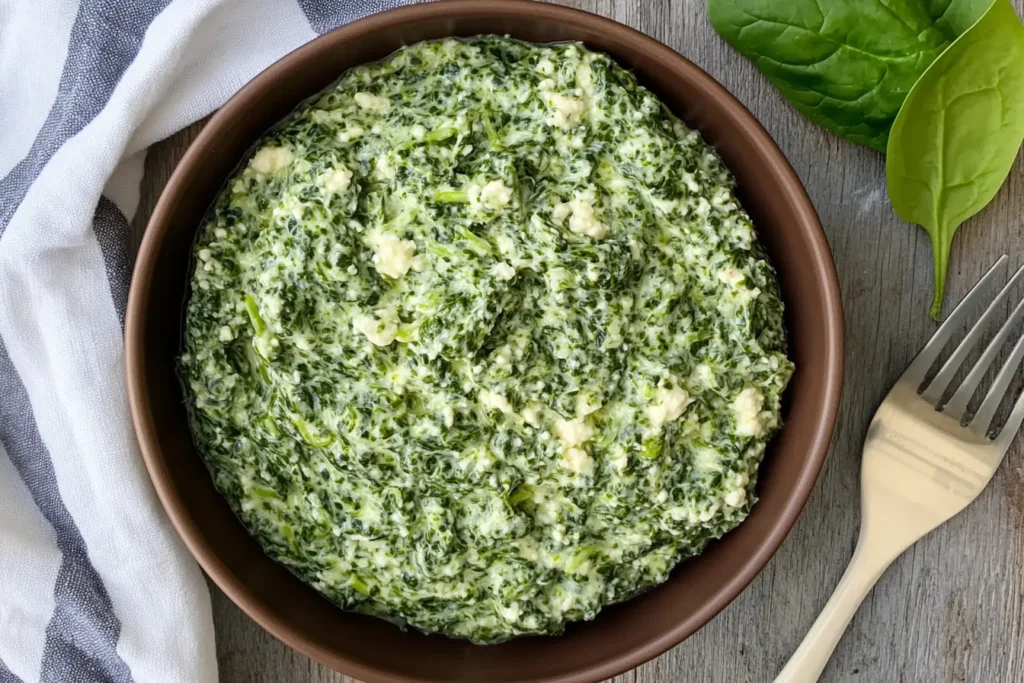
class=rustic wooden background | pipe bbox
[130,1,1024,681]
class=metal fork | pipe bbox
[775,255,1024,683]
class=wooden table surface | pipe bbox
[130,1,1024,681]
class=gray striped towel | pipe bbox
[0,1,412,680]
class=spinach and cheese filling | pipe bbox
[181,36,794,642]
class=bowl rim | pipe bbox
[126,2,845,681]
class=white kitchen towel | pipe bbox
[0,1,413,681]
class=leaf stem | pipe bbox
[244,293,267,336]
[929,232,952,321]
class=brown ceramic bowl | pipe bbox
[126,2,844,681]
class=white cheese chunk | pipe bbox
[647,385,692,429]
[521,404,543,427]
[372,235,416,279]
[354,91,389,111]
[562,447,594,474]
[567,197,606,238]
[481,180,513,207]
[491,262,516,281]
[733,387,765,437]
[469,179,513,211]
[553,416,595,448]
[323,166,353,193]
[249,146,293,174]
[483,392,513,415]
[353,310,398,347]
[549,93,584,128]
[724,488,747,508]
[337,126,364,143]
[691,363,715,389]
[492,345,514,370]
[576,63,593,89]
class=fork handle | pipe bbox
[773,539,896,683]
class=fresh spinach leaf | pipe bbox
[887,0,1024,319]
[708,0,990,151]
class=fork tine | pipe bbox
[944,292,1024,420]
[971,330,1024,438]
[995,385,1024,449]
[924,261,1024,407]
[903,256,1008,386]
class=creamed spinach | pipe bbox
[182,37,793,642]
